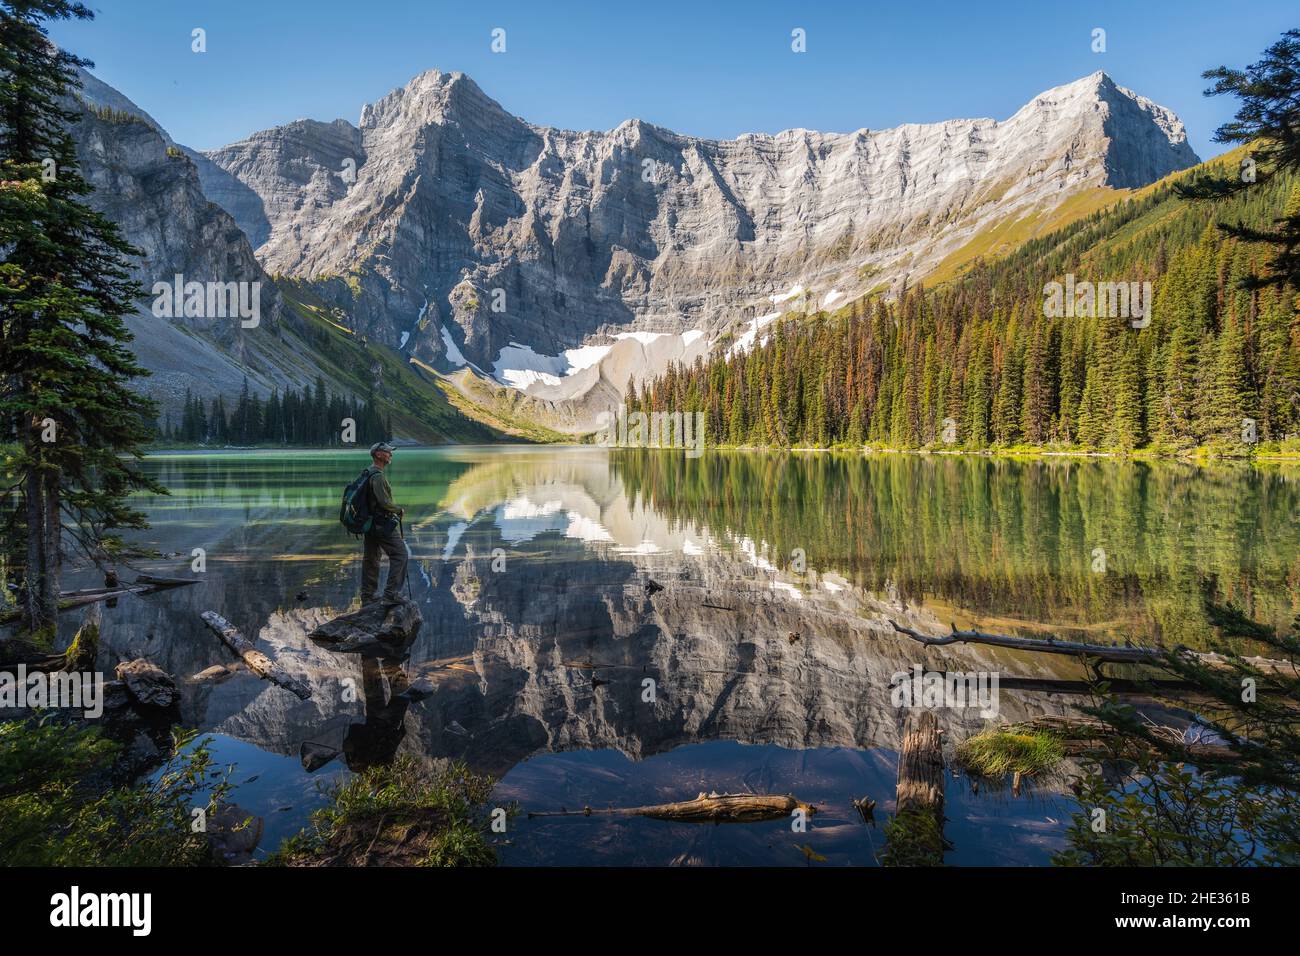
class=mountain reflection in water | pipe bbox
[76,446,1298,865]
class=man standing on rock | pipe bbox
[360,441,409,604]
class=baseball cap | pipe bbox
[369,441,396,455]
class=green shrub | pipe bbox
[0,716,230,866]
[268,756,499,867]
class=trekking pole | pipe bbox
[400,515,413,601]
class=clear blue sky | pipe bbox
[49,0,1296,156]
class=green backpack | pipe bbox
[340,468,376,535]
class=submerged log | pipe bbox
[889,621,1295,674]
[527,792,816,823]
[883,710,947,866]
[134,574,204,587]
[200,611,311,700]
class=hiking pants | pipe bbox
[361,525,409,603]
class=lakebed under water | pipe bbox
[75,446,1300,865]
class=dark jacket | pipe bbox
[365,466,401,531]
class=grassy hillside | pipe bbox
[273,279,506,445]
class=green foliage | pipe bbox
[1055,751,1291,866]
[166,375,391,447]
[611,450,1300,651]
[272,280,504,445]
[0,716,230,866]
[1177,30,1300,290]
[268,756,498,867]
[1057,586,1300,866]
[87,103,148,127]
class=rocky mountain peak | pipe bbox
[174,67,1202,432]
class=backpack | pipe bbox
[340,467,376,535]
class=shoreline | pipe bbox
[136,442,1300,463]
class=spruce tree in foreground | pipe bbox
[0,0,161,635]
[1178,28,1300,289]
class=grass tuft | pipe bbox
[956,729,1065,778]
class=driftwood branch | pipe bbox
[527,792,815,823]
[889,620,1295,675]
[200,611,310,700]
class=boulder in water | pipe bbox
[115,658,178,708]
[300,740,341,773]
[308,599,422,654]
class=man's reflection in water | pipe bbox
[342,638,414,770]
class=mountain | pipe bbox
[67,70,503,443]
[199,69,1198,430]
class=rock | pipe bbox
[206,804,264,866]
[396,678,435,702]
[100,680,135,716]
[66,68,301,436]
[115,658,178,708]
[67,64,1200,438]
[307,599,422,653]
[300,740,341,773]
[125,731,161,765]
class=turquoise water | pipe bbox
[85,446,1298,865]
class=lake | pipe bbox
[81,446,1300,865]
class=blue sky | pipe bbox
[49,1,1296,155]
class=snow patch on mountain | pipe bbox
[729,313,780,358]
[441,325,467,366]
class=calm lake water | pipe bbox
[82,447,1300,865]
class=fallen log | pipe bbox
[527,792,815,823]
[1008,714,1244,764]
[883,710,947,866]
[0,578,199,626]
[889,621,1295,675]
[134,574,204,588]
[200,611,311,700]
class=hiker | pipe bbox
[357,441,408,604]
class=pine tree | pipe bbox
[1110,333,1145,450]
[1178,30,1300,289]
[1,0,162,633]
[1206,316,1250,445]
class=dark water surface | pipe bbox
[80,447,1298,865]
